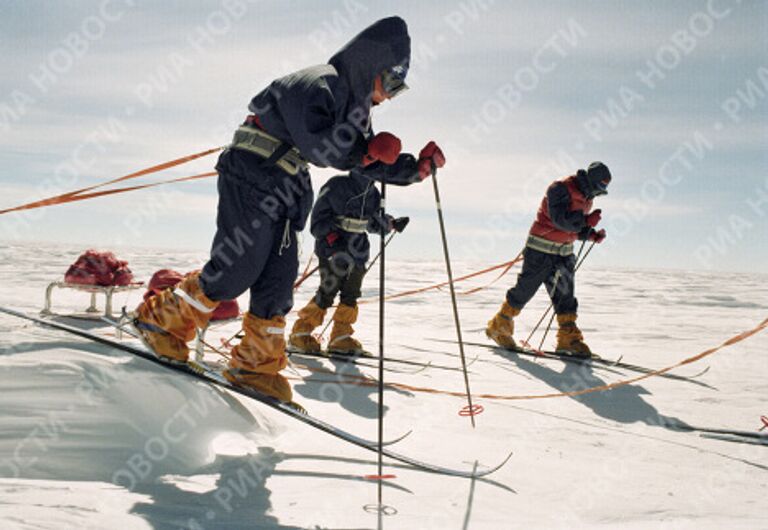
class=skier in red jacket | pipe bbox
[486,162,611,357]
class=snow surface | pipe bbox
[1,241,767,529]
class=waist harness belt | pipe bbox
[525,235,574,256]
[229,126,308,176]
[336,216,368,234]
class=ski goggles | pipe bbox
[381,65,409,98]
[592,176,611,196]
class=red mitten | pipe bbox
[417,141,446,179]
[585,209,602,228]
[589,229,607,244]
[363,132,402,166]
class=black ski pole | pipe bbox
[376,178,387,511]
[430,166,477,428]
[577,240,598,270]
[366,232,396,273]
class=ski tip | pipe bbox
[692,365,711,378]
[384,429,413,446]
[472,450,514,478]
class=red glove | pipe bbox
[363,132,402,166]
[417,141,446,180]
[589,228,606,244]
[325,232,340,246]
[585,209,602,228]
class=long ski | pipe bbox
[289,348,473,374]
[105,316,416,446]
[1,306,512,479]
[411,341,625,377]
[289,350,430,375]
[431,338,714,388]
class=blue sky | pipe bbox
[0,0,766,273]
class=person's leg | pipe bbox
[329,262,366,355]
[225,218,300,402]
[247,220,300,319]
[134,270,219,361]
[506,248,553,310]
[314,257,345,309]
[548,254,590,356]
[487,248,553,348]
[135,172,272,361]
[338,263,365,308]
[546,254,578,316]
[222,156,316,401]
[199,174,275,302]
[288,257,337,353]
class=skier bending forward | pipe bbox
[133,17,443,403]
[289,159,432,356]
[486,162,612,357]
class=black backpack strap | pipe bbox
[260,142,292,169]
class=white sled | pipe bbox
[41,281,144,319]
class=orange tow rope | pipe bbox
[359,252,524,304]
[293,255,318,291]
[38,172,218,205]
[458,250,523,295]
[0,146,222,215]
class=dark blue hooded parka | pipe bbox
[311,165,418,267]
[200,17,412,319]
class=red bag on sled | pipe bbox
[212,300,240,321]
[144,269,239,322]
[64,250,134,287]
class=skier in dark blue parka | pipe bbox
[288,164,415,357]
[134,17,446,404]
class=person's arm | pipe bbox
[579,227,606,243]
[257,75,368,170]
[356,140,445,186]
[356,154,420,186]
[367,213,394,234]
[547,182,587,233]
[310,180,342,240]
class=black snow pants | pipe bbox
[199,149,313,319]
[506,247,578,315]
[313,255,366,309]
